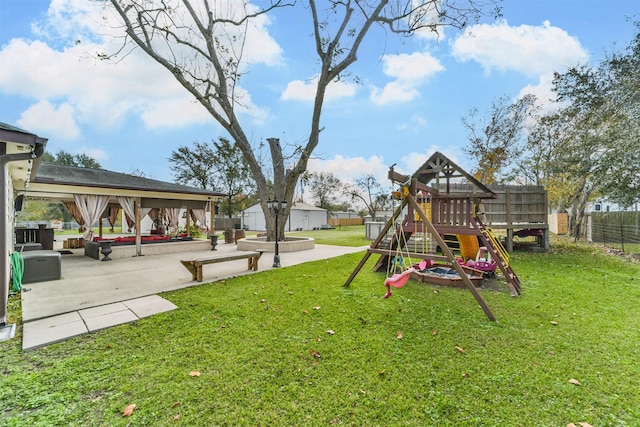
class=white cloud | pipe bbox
[399,146,465,176]
[369,51,444,105]
[517,73,560,113]
[281,77,357,102]
[451,20,589,77]
[307,155,388,185]
[78,146,108,161]
[397,113,428,132]
[0,0,281,133]
[17,100,81,140]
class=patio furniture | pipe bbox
[21,250,61,284]
[180,250,264,282]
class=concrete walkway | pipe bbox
[21,241,367,350]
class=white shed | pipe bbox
[243,202,328,231]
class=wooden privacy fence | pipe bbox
[436,184,549,251]
[589,212,640,254]
[441,184,548,226]
[328,218,364,226]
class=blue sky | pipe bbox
[0,0,638,196]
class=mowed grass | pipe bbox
[1,238,640,426]
[289,225,371,247]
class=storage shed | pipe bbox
[243,202,327,231]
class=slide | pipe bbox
[456,234,479,260]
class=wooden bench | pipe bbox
[180,250,264,282]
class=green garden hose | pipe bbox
[10,251,24,292]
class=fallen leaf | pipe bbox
[313,306,321,310]
[310,350,321,358]
[569,378,581,386]
[551,321,559,325]
[189,371,201,377]
[326,330,335,335]
[462,373,471,378]
[302,309,308,314]
[173,413,181,421]
[432,330,438,336]
[261,299,266,303]
[122,403,137,417]
[455,346,466,354]
[172,402,181,408]
[378,369,386,376]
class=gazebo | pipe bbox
[21,163,225,251]
[1,121,224,339]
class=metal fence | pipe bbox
[589,212,640,255]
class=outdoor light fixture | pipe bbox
[267,199,288,268]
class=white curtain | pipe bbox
[74,194,110,240]
[164,208,181,236]
[116,196,135,231]
[190,209,207,233]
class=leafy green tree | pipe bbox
[550,33,640,237]
[43,150,102,168]
[515,113,580,212]
[169,138,254,217]
[308,172,343,211]
[105,0,500,241]
[462,94,538,184]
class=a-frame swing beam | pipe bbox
[405,194,495,321]
[344,197,409,287]
[344,192,496,321]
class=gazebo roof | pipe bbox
[17,163,225,207]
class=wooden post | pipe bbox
[209,199,216,235]
[406,194,496,321]
[344,197,409,287]
[135,197,142,257]
[186,209,191,237]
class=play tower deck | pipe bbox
[345,152,546,321]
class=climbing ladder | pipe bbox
[472,216,521,296]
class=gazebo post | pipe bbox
[209,199,215,235]
[135,197,142,257]
[186,208,191,237]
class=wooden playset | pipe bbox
[344,152,525,321]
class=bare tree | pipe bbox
[105,0,500,239]
[347,174,389,221]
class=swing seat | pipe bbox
[385,267,416,288]
[384,267,416,298]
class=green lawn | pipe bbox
[1,238,639,426]
[288,225,370,247]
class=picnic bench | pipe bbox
[180,250,264,282]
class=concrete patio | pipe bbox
[20,240,367,350]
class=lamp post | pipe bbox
[267,199,288,268]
